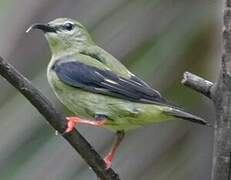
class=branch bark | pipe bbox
[182,71,213,99]
[210,0,231,179]
[0,57,120,180]
[181,1,231,179]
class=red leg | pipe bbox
[104,131,125,169]
[64,116,106,133]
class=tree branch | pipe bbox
[181,71,213,99]
[0,57,120,180]
[210,0,231,179]
[181,1,231,179]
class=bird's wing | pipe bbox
[51,56,166,104]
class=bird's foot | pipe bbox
[103,131,125,169]
[65,117,80,133]
[64,116,106,133]
[103,153,113,169]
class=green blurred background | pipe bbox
[0,0,221,179]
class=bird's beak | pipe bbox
[26,23,56,33]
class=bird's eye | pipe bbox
[64,23,74,31]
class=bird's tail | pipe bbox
[164,106,208,125]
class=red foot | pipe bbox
[64,116,106,134]
[65,117,80,133]
[103,131,125,169]
[104,153,113,169]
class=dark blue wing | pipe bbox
[52,57,166,104]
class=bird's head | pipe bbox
[27,18,94,56]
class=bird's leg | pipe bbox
[104,130,125,169]
[64,116,106,133]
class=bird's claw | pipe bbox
[104,154,113,169]
[64,117,80,134]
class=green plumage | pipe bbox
[48,61,170,131]
[32,18,207,132]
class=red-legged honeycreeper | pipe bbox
[27,18,208,169]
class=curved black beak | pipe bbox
[26,23,56,33]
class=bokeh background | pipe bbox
[0,0,221,180]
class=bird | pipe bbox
[27,18,208,169]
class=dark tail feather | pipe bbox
[166,107,208,126]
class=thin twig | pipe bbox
[0,57,120,180]
[182,71,213,99]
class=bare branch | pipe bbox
[181,71,213,99]
[182,1,231,179]
[210,0,231,179]
[0,57,120,180]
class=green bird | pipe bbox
[27,18,207,168]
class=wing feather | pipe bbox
[52,56,166,104]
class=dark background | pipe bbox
[0,0,220,179]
